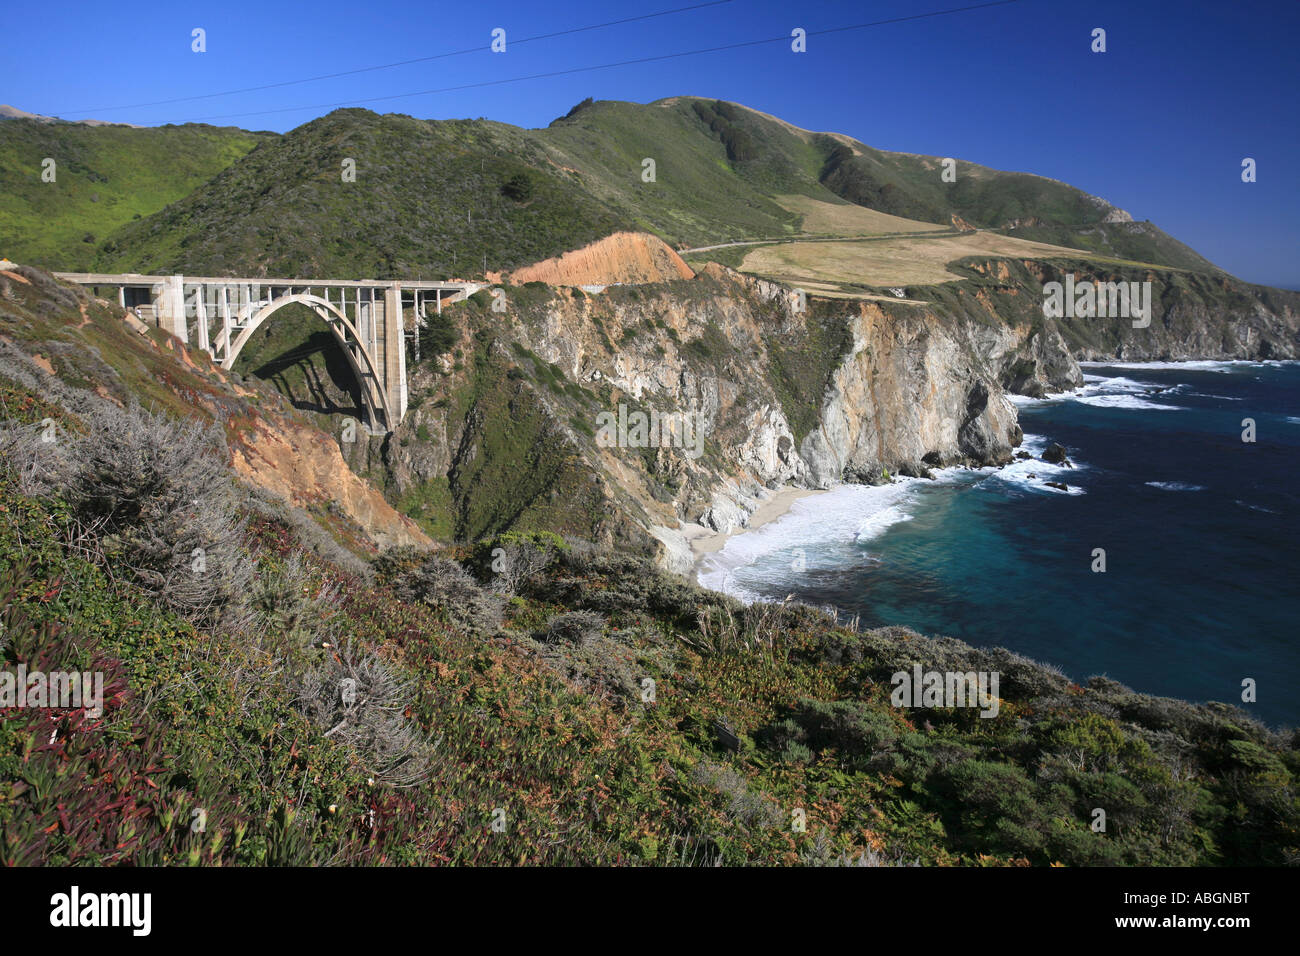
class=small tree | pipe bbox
[488,535,557,596]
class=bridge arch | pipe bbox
[223,292,392,431]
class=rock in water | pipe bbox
[1043,442,1071,466]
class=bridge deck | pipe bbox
[50,271,481,432]
[54,272,476,291]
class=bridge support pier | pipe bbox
[52,271,481,432]
[156,275,187,343]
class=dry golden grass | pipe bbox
[774,194,949,236]
[738,231,1148,288]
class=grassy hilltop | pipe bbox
[0,97,1224,280]
[0,119,269,269]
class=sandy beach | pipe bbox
[682,485,825,571]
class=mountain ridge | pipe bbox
[0,96,1227,280]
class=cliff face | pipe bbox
[378,252,1300,571]
[10,254,1298,573]
[966,258,1300,368]
[795,298,1023,489]
[380,267,1032,569]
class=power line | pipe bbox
[184,0,1022,124]
[54,1,735,117]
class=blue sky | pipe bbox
[5,0,1297,286]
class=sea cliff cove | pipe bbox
[0,0,1296,920]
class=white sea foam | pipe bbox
[1235,499,1280,514]
[1076,393,1181,411]
[695,479,927,597]
[697,435,1092,599]
[1007,392,1047,406]
[983,449,1085,496]
[855,505,914,542]
[1082,359,1300,374]
[1081,374,1151,390]
[1018,432,1050,456]
[1012,372,1185,410]
[1146,481,1206,492]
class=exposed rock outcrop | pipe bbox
[500,231,695,286]
[231,416,430,550]
[385,264,1030,560]
[376,251,1299,570]
[1042,442,1070,466]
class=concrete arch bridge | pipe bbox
[54,272,482,432]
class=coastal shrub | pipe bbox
[759,717,814,765]
[541,545,702,628]
[690,761,783,831]
[689,596,794,655]
[371,544,427,584]
[540,610,605,647]
[56,403,255,633]
[393,555,505,634]
[524,622,670,704]
[761,699,902,773]
[296,640,434,788]
[982,647,1073,699]
[473,530,563,596]
[0,416,68,498]
[800,830,920,867]
[253,549,342,655]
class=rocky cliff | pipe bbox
[372,246,1300,572]
[377,264,1028,570]
[6,251,1297,575]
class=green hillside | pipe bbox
[98,109,628,278]
[534,97,825,244]
[0,119,269,269]
[538,97,1221,272]
[57,97,1225,279]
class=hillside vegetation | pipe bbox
[97,110,627,279]
[2,269,1296,867]
[0,119,269,269]
[0,97,1227,281]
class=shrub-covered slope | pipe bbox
[0,119,269,269]
[71,97,1225,279]
[96,110,628,279]
[2,271,1296,867]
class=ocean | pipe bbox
[697,361,1300,728]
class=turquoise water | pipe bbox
[699,361,1300,728]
